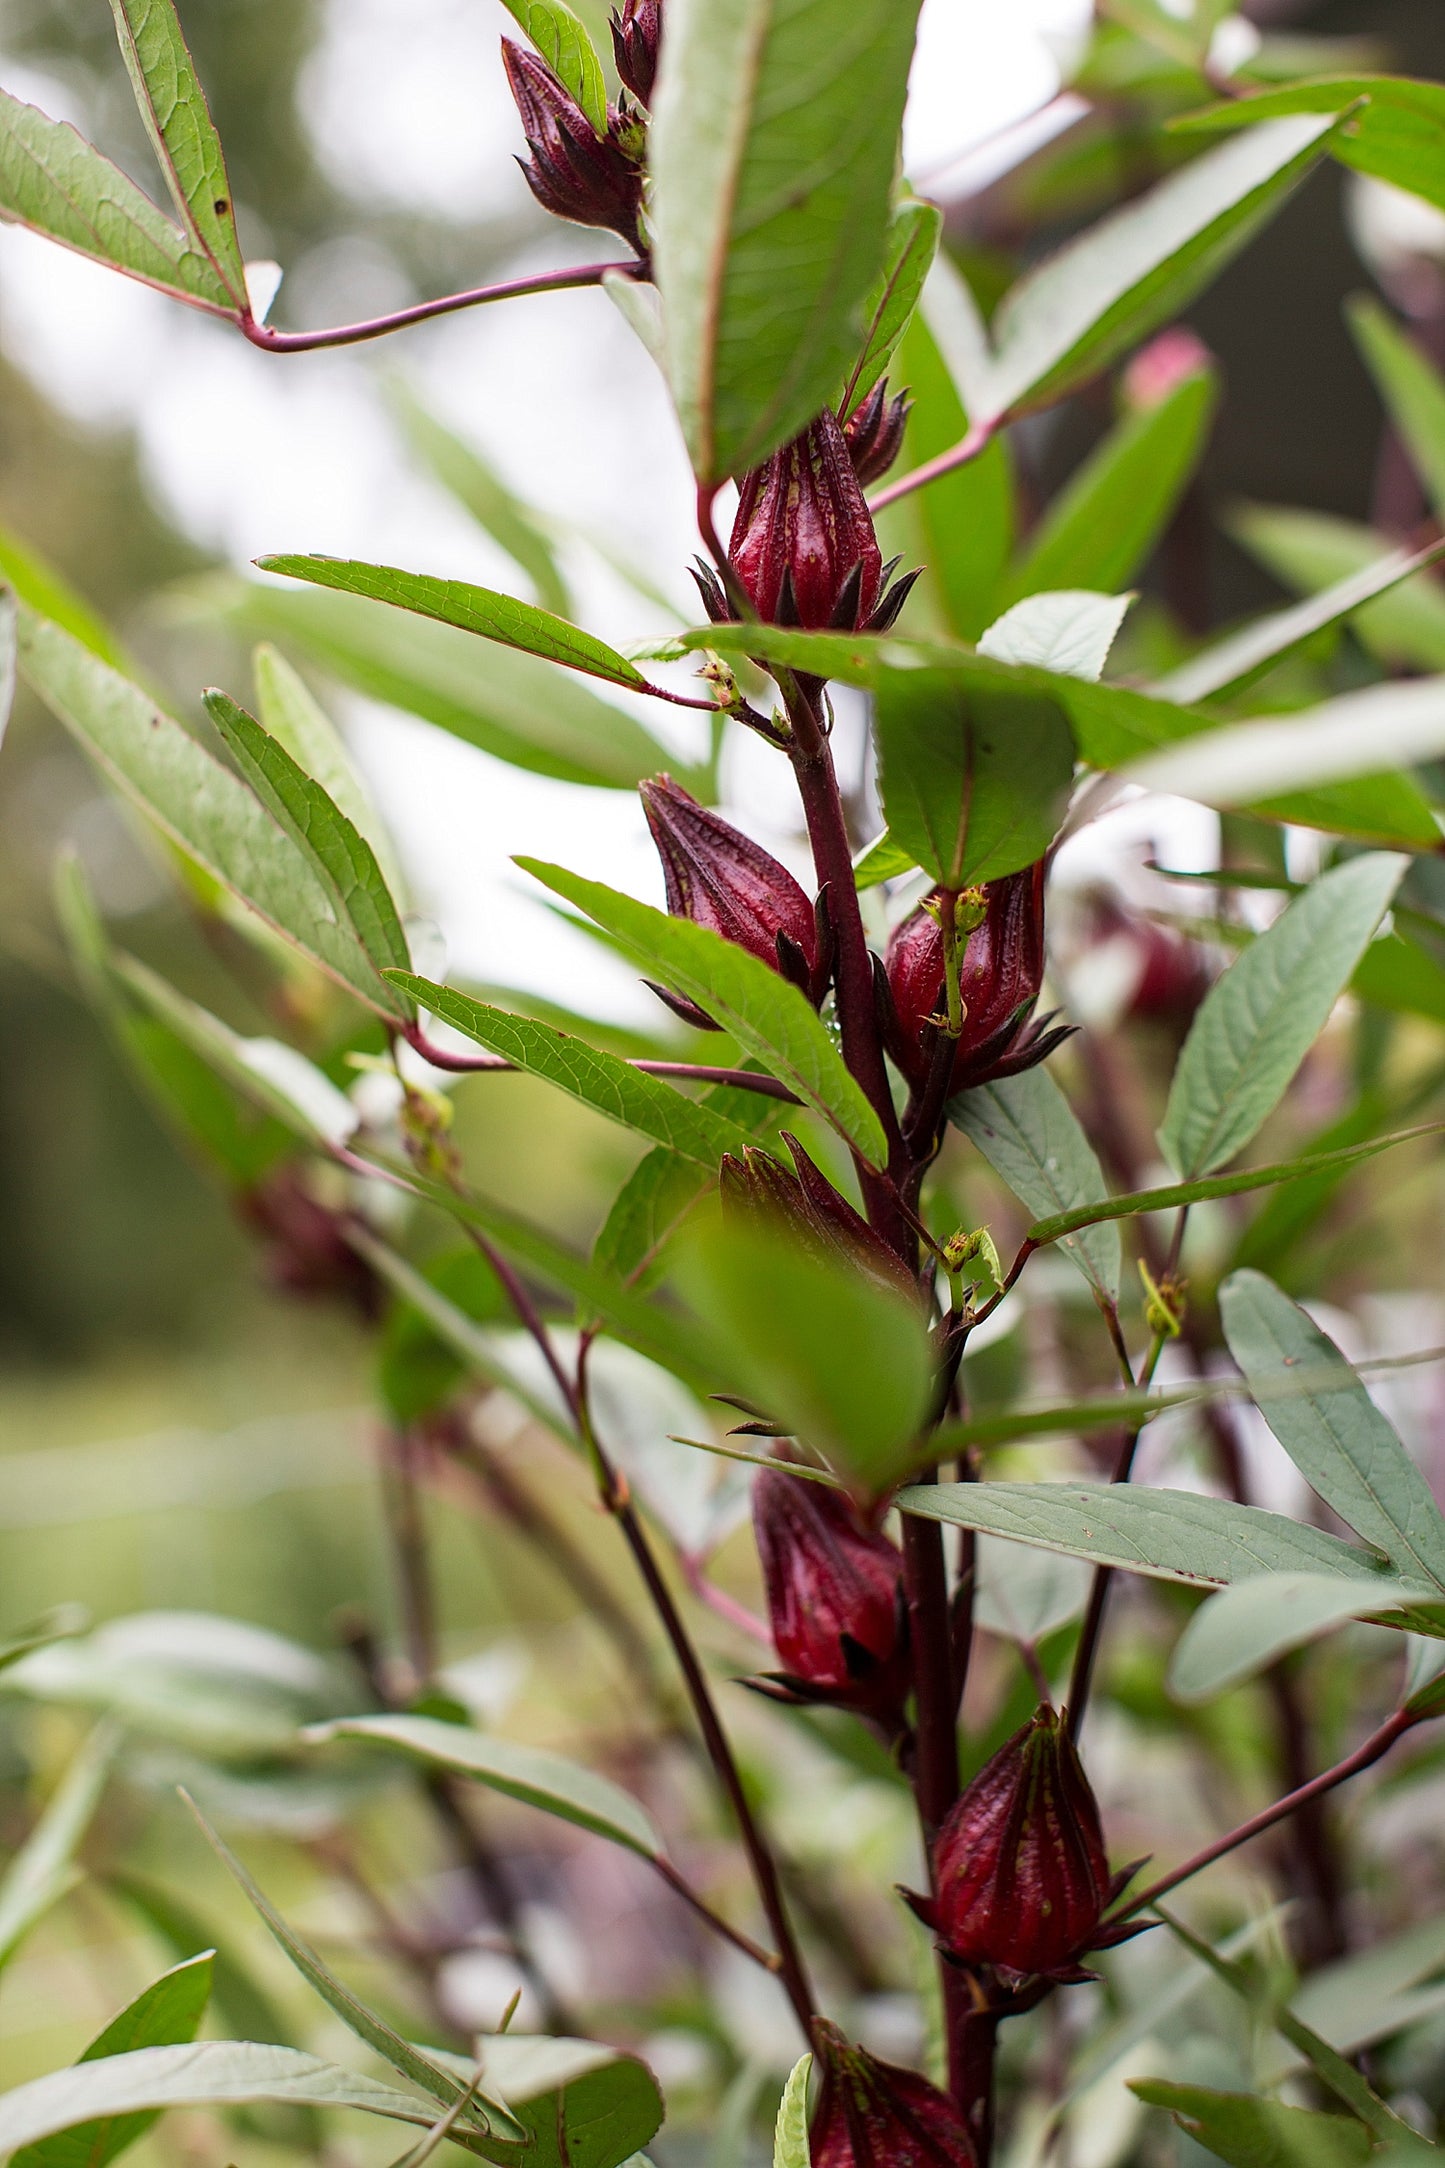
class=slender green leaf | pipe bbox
[1174,77,1445,215]
[681,1219,933,1497]
[13,1954,213,2168]
[227,582,679,791]
[874,667,1075,891]
[590,1078,778,1292]
[649,0,925,480]
[1152,538,1445,704]
[897,1479,1417,1593]
[1229,504,1445,675]
[773,2057,812,2168]
[205,690,411,993]
[844,197,941,412]
[497,0,608,133]
[390,975,753,1166]
[107,0,246,306]
[1170,1573,1436,1704]
[389,385,571,618]
[187,1800,513,2133]
[252,643,407,905]
[1129,2080,1372,2168]
[255,556,648,691]
[0,1725,115,1973]
[18,608,402,1014]
[1349,293,1445,520]
[1159,853,1405,1178]
[517,860,888,1166]
[0,587,15,751]
[1121,675,1445,809]
[1221,1269,1445,1585]
[0,86,234,309]
[949,1070,1120,1303]
[427,2039,663,2168]
[0,2047,472,2154]
[1005,363,1218,602]
[981,116,1342,422]
[0,524,130,671]
[976,591,1132,682]
[307,1713,662,1859]
[851,827,917,890]
[1290,1914,1445,2063]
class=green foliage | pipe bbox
[948,1070,1120,1303]
[772,2058,812,2168]
[497,0,609,135]
[107,0,247,309]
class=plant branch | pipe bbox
[239,261,635,353]
[399,1023,800,1101]
[867,420,995,513]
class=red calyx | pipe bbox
[809,2021,977,2168]
[239,1166,380,1320]
[750,1469,909,1729]
[720,1134,916,1297]
[883,863,1072,1095]
[640,775,829,1025]
[908,1706,1145,1983]
[844,379,912,487]
[610,0,662,106]
[501,41,645,256]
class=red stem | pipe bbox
[867,420,995,514]
[239,260,635,353]
[400,1022,800,1101]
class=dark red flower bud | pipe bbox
[720,1133,915,1297]
[1085,894,1209,1031]
[883,863,1072,1095]
[239,1166,380,1319]
[809,2021,976,2168]
[502,41,645,255]
[750,1469,909,1726]
[908,1707,1143,1983]
[640,775,828,1025]
[844,379,912,487]
[610,0,662,106]
[726,408,917,633]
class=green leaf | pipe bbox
[981,116,1342,422]
[1174,77,1445,215]
[427,2039,663,2168]
[106,1873,304,2050]
[1349,293,1445,520]
[874,667,1075,891]
[307,1713,662,1859]
[227,582,678,791]
[255,556,649,692]
[896,1479,1417,1593]
[1229,504,1445,675]
[590,1078,778,1291]
[0,1725,115,1973]
[389,385,571,619]
[204,690,412,993]
[497,0,608,134]
[390,975,754,1166]
[1129,2080,1372,2168]
[17,608,402,1015]
[976,591,1132,681]
[948,1070,1120,1303]
[1289,1914,1445,2063]
[681,1218,933,1496]
[851,827,917,891]
[0,1608,88,1680]
[0,524,130,672]
[772,2057,812,2168]
[1170,1573,1435,1704]
[0,2047,475,2155]
[1159,853,1405,1178]
[107,0,247,307]
[1120,675,1445,811]
[517,860,888,1167]
[1152,538,1445,705]
[187,1801,514,2135]
[1221,1269,1445,1585]
[252,643,407,906]
[12,1954,213,2168]
[649,0,925,480]
[843,197,942,412]
[0,86,235,310]
[1004,363,1218,602]
[0,586,15,750]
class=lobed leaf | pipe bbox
[107,0,246,307]
[949,1070,1120,1303]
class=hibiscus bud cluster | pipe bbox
[810,2021,976,2168]
[750,1468,909,1731]
[501,18,652,257]
[610,0,662,105]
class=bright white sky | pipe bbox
[0,0,1212,1021]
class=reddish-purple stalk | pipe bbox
[398,1021,801,1101]
[867,418,996,513]
[235,260,636,353]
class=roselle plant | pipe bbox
[5,0,1445,2163]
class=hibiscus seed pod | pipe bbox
[640,775,826,1023]
[911,1706,1129,1981]
[844,379,912,487]
[750,1469,909,1725]
[610,0,662,105]
[728,407,916,632]
[809,2020,977,2168]
[502,41,645,255]
[885,862,1072,1095]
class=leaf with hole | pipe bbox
[107,0,247,308]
